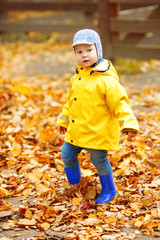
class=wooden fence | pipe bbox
[0,0,160,60]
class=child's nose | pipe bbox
[82,52,87,57]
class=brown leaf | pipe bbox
[0,187,11,198]
[36,184,51,196]
[24,209,33,219]
[142,196,155,207]
[0,211,12,219]
[71,197,81,206]
[84,186,96,200]
[39,222,50,231]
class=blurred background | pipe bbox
[0,0,160,60]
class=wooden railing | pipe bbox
[0,0,160,60]
[110,0,160,59]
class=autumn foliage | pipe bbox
[0,39,160,240]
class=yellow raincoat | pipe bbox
[57,59,139,150]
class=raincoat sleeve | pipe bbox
[105,77,139,132]
[56,79,72,129]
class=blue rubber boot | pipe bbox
[96,172,117,204]
[64,166,81,185]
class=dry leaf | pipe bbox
[40,222,50,231]
[13,83,33,95]
[28,171,43,183]
[16,218,37,226]
[36,184,51,196]
[71,197,80,206]
[83,217,99,226]
[84,186,96,200]
[0,187,11,198]
[11,142,21,157]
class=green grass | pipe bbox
[114,58,142,74]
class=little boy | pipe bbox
[57,29,139,204]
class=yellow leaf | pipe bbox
[129,200,141,211]
[22,188,32,198]
[36,184,51,196]
[46,116,56,125]
[151,168,159,176]
[0,187,11,198]
[38,127,57,143]
[43,172,51,181]
[7,158,16,168]
[136,149,146,159]
[28,171,43,183]
[0,202,11,211]
[81,169,95,177]
[142,196,155,207]
[55,159,64,173]
[85,186,96,200]
[40,222,50,231]
[116,158,130,176]
[134,220,144,228]
[72,197,80,206]
[13,83,33,95]
[11,142,21,157]
[106,215,117,224]
[24,209,33,219]
[88,213,97,218]
[25,117,36,130]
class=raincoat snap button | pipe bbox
[72,120,74,122]
[79,77,81,80]
[71,140,73,143]
[74,98,77,101]
[81,67,83,70]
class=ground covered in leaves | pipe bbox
[0,36,160,240]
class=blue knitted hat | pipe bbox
[72,29,103,60]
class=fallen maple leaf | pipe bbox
[11,142,21,157]
[81,200,95,210]
[0,187,11,198]
[13,82,33,95]
[16,218,37,226]
[83,217,99,226]
[39,222,50,231]
[81,169,95,177]
[24,208,33,220]
[36,183,51,196]
[71,197,81,206]
[28,171,43,183]
[84,186,96,200]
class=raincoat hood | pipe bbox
[72,29,103,60]
[76,59,119,82]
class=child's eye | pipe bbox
[87,49,92,52]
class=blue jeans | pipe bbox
[61,142,112,176]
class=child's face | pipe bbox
[74,44,98,68]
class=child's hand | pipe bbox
[60,126,67,135]
[123,129,137,141]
